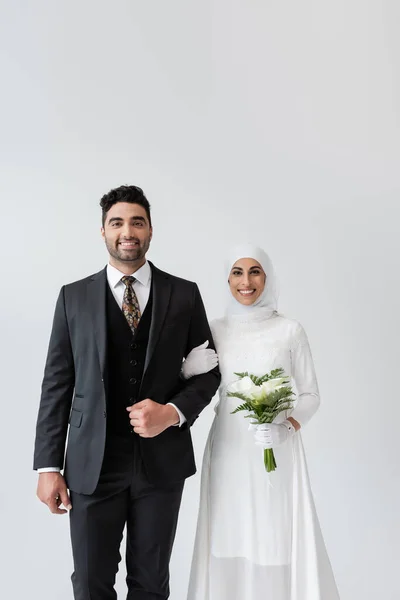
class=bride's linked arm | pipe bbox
[166,342,218,427]
[166,285,220,428]
[181,340,218,380]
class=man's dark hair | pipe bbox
[100,185,152,227]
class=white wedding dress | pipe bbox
[187,310,340,600]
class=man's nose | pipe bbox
[122,224,135,238]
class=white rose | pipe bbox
[250,386,267,402]
[260,380,277,395]
[228,376,258,396]
[261,377,289,395]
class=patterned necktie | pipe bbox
[121,276,141,334]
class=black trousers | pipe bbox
[69,434,184,600]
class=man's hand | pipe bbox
[126,399,179,438]
[37,472,72,514]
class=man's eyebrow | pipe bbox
[107,215,146,224]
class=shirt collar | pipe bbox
[106,261,152,289]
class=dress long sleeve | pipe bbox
[289,323,320,427]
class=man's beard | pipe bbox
[105,236,150,263]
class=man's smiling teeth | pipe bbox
[120,241,138,247]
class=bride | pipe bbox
[183,244,340,600]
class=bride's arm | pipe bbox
[289,322,321,428]
[181,341,218,380]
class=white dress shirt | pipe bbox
[37,261,186,473]
[107,261,152,315]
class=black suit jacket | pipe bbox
[33,262,220,494]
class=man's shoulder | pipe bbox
[151,263,197,291]
[62,268,106,292]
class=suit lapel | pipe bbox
[87,267,108,378]
[143,263,171,376]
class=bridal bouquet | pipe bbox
[227,368,295,472]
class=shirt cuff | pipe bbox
[167,403,187,427]
[37,467,61,473]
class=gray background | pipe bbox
[0,1,399,598]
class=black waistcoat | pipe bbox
[105,282,153,436]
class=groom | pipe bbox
[33,185,220,599]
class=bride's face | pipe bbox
[228,258,266,306]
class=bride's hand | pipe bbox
[181,340,218,380]
[252,420,296,448]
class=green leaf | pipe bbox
[233,371,249,379]
[231,402,253,414]
[270,368,285,378]
[257,374,272,384]
[227,391,251,402]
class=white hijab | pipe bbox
[225,244,279,318]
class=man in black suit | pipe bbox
[34,185,220,600]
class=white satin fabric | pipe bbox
[187,312,340,600]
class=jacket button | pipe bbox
[130,359,137,366]
[129,378,137,385]
[130,343,137,350]
[129,397,135,403]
